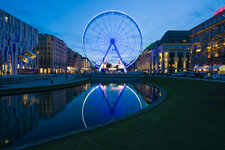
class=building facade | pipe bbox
[74,51,83,72]
[190,10,225,72]
[137,31,190,74]
[67,47,75,73]
[35,34,67,74]
[138,41,158,74]
[0,9,39,75]
[156,31,191,73]
[67,48,83,73]
[81,57,91,72]
[137,48,151,73]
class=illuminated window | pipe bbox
[5,16,8,23]
[215,53,219,57]
[159,53,162,62]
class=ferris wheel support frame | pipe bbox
[98,38,127,72]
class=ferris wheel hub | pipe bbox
[110,38,115,44]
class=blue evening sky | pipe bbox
[0,0,224,56]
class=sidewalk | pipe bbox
[148,74,225,83]
[0,74,88,91]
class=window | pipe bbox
[212,29,216,37]
[220,25,224,33]
[205,31,209,40]
[5,16,8,23]
[205,42,208,48]
[205,52,208,58]
[219,37,224,42]
[194,45,198,50]
[194,35,198,42]
[195,55,198,60]
[212,40,215,47]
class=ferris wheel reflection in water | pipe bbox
[82,83,144,128]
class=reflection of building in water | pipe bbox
[36,89,67,119]
[132,83,160,104]
[0,95,38,148]
[82,83,91,91]
[66,83,91,103]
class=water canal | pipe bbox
[0,81,161,148]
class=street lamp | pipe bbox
[210,41,216,79]
[0,50,2,80]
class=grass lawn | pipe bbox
[28,76,225,150]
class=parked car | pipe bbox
[171,73,178,77]
[195,72,207,78]
[165,73,171,76]
[176,72,184,77]
[212,74,225,80]
[187,72,195,78]
[179,71,190,77]
[204,75,211,79]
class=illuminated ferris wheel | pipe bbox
[83,10,142,72]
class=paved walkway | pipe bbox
[148,75,225,83]
[0,74,87,90]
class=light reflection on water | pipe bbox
[0,82,160,148]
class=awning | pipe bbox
[194,66,210,70]
[194,66,203,70]
[203,66,210,70]
[219,65,225,71]
[17,55,30,63]
[24,50,37,59]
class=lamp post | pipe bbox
[210,52,213,79]
[66,61,68,79]
[210,43,215,79]
[0,50,2,80]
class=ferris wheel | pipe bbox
[83,10,142,72]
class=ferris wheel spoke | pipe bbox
[86,30,108,42]
[102,16,113,37]
[114,21,130,39]
[114,16,130,37]
[113,17,125,38]
[95,20,111,37]
[116,26,137,41]
[96,21,112,38]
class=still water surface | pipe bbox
[0,82,161,148]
